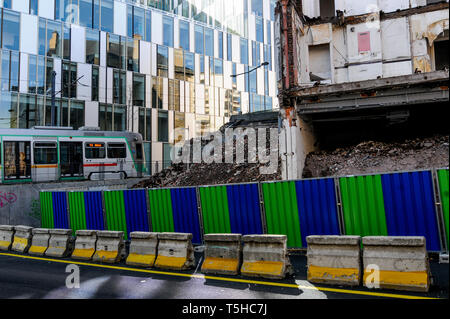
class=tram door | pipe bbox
[3,141,31,180]
[59,142,83,178]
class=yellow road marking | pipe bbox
[0,252,440,300]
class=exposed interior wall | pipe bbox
[292,5,448,84]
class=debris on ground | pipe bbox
[303,134,449,178]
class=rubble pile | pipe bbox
[132,129,282,189]
[303,134,449,178]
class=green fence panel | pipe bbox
[262,181,302,248]
[67,192,87,236]
[40,192,54,229]
[199,186,231,234]
[437,169,449,249]
[339,175,388,237]
[148,189,174,233]
[103,191,128,239]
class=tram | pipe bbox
[0,126,146,183]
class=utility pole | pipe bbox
[50,71,57,126]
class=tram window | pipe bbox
[34,142,57,164]
[107,143,127,158]
[135,143,143,160]
[3,141,31,179]
[85,142,106,159]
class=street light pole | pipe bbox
[230,61,269,78]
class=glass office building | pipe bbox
[0,0,278,173]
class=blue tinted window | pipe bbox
[145,10,151,42]
[240,38,248,65]
[195,25,204,55]
[2,0,12,9]
[267,20,272,45]
[163,16,174,47]
[218,31,223,59]
[101,0,113,33]
[29,0,38,15]
[252,0,263,17]
[134,6,145,39]
[2,10,20,51]
[227,34,232,61]
[179,20,190,51]
[204,28,214,57]
[93,0,100,30]
[79,0,93,28]
[255,17,263,43]
[127,5,133,38]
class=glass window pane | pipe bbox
[46,20,63,57]
[195,25,203,55]
[163,16,174,47]
[37,56,46,94]
[184,51,194,83]
[145,10,151,42]
[256,16,264,43]
[34,143,58,164]
[157,45,168,78]
[86,29,100,65]
[127,38,139,72]
[2,9,20,51]
[134,6,145,40]
[79,0,93,28]
[227,33,232,61]
[92,66,99,101]
[107,34,121,69]
[218,31,223,59]
[179,20,190,51]
[158,110,168,142]
[174,48,184,81]
[113,104,126,131]
[28,55,38,94]
[101,0,114,33]
[240,38,248,65]
[9,51,19,92]
[204,28,214,57]
[133,74,145,106]
[0,92,18,128]
[29,0,39,15]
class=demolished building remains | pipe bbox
[275,0,449,179]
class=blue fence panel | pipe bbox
[227,184,263,235]
[295,178,340,246]
[381,171,441,251]
[171,188,202,244]
[52,192,69,229]
[123,189,150,237]
[84,191,105,230]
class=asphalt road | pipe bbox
[0,251,447,301]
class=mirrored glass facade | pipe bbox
[0,0,277,174]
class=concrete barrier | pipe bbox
[28,228,51,256]
[93,231,126,263]
[11,225,33,253]
[45,229,74,258]
[126,232,159,267]
[362,236,431,292]
[240,235,293,279]
[0,225,15,251]
[71,230,98,260]
[201,234,242,275]
[154,233,195,270]
[306,235,361,286]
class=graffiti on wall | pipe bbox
[0,192,17,208]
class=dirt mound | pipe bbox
[303,134,449,178]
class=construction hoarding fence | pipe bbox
[37,169,448,253]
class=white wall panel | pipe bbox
[152,12,163,45]
[13,0,29,13]
[114,1,127,37]
[100,32,107,67]
[39,0,54,20]
[84,101,99,127]
[19,53,28,93]
[71,25,85,63]
[77,63,92,101]
[20,14,38,55]
[99,66,106,103]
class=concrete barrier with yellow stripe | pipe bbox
[362,236,431,292]
[11,225,33,253]
[240,235,293,279]
[71,230,98,260]
[28,228,51,256]
[45,229,74,258]
[154,233,195,270]
[126,232,159,267]
[0,225,15,251]
[93,231,126,263]
[201,234,242,275]
[306,235,361,286]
